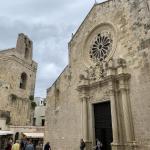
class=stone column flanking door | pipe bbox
[118,77,135,150]
[81,96,92,150]
[116,59,135,150]
[109,81,119,150]
[82,97,88,141]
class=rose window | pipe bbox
[89,32,113,62]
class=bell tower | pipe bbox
[16,33,33,62]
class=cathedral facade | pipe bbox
[45,0,150,150]
[0,33,37,126]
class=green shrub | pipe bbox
[29,95,34,101]
[31,101,37,109]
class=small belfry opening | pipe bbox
[20,72,27,89]
[25,47,29,59]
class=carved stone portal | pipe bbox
[77,58,135,150]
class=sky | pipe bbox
[0,0,106,98]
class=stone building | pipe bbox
[33,97,46,126]
[45,0,150,150]
[0,33,37,126]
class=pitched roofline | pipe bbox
[47,65,68,93]
[0,48,15,54]
[69,0,111,44]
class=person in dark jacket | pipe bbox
[44,142,51,150]
[5,140,12,150]
[20,138,27,150]
[80,139,85,150]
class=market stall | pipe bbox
[0,131,14,150]
[23,132,44,148]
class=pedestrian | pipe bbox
[5,140,12,150]
[20,138,27,150]
[12,140,20,150]
[95,139,102,150]
[25,139,34,150]
[80,139,85,150]
[44,142,51,150]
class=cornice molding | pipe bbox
[77,73,131,92]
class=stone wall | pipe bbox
[45,0,150,149]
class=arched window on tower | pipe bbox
[20,73,27,89]
[25,47,29,59]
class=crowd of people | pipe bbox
[5,139,51,150]
[5,138,101,150]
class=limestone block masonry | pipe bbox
[0,33,37,126]
[45,0,150,150]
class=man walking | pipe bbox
[44,142,51,150]
[25,139,34,150]
[20,138,27,150]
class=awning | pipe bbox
[0,130,14,136]
[23,132,44,138]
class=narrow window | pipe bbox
[20,73,27,89]
[25,47,29,59]
[42,119,45,126]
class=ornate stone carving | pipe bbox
[79,62,108,85]
[95,62,105,79]
[88,66,96,80]
[117,58,126,67]
[88,62,107,81]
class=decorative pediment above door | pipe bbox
[78,58,128,89]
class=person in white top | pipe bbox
[95,139,102,150]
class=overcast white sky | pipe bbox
[0,0,106,98]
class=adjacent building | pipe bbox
[45,0,150,150]
[34,97,46,126]
[0,33,37,127]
